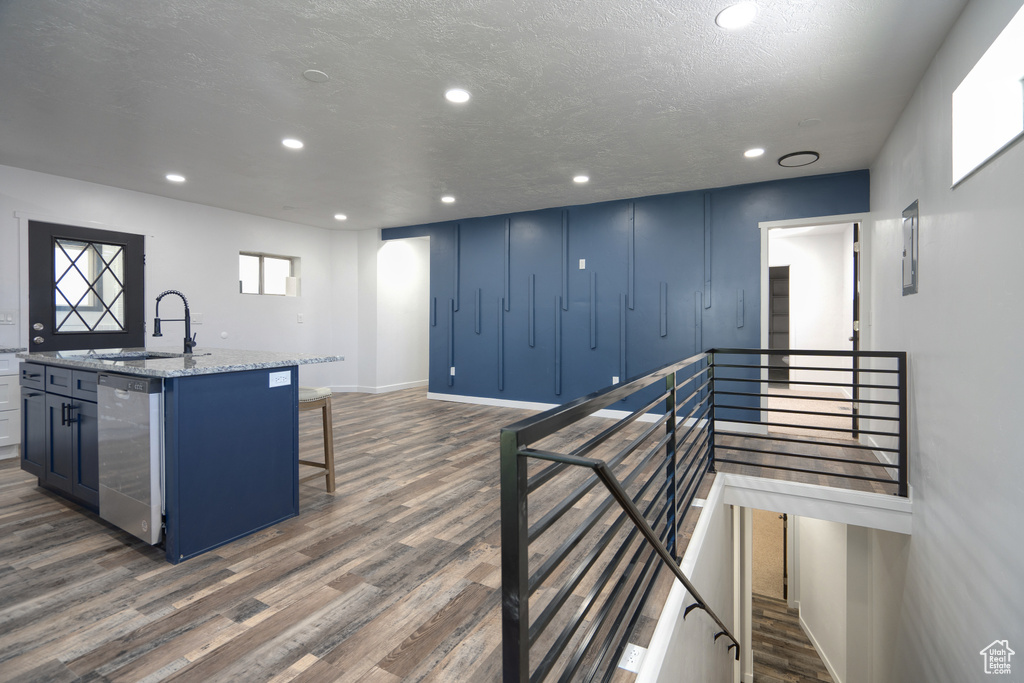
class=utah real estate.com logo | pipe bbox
[980,640,1014,675]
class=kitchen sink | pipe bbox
[87,351,185,361]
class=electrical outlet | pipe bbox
[450,367,456,376]
[268,371,291,388]
[618,643,646,673]
[579,259,586,269]
[612,376,619,384]
[297,313,304,324]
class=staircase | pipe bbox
[752,593,833,683]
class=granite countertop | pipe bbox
[16,347,344,378]
[1,347,27,354]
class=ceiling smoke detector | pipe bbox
[778,151,820,167]
[302,69,329,83]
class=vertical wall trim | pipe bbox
[704,193,712,309]
[503,217,511,312]
[554,296,562,395]
[475,288,482,334]
[628,202,636,310]
[620,293,627,380]
[561,211,569,311]
[453,223,461,312]
[589,271,597,349]
[448,298,455,387]
[736,289,744,328]
[498,297,505,391]
[528,274,536,347]
[660,282,668,337]
[695,291,703,352]
[431,296,437,327]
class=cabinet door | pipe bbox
[71,401,99,508]
[21,388,46,478]
[44,394,74,495]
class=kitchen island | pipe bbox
[17,348,343,563]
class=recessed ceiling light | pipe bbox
[441,195,456,203]
[334,213,347,221]
[573,175,590,183]
[165,173,186,183]
[302,69,329,83]
[445,88,471,104]
[778,151,820,167]
[282,138,304,150]
[744,148,765,158]
[715,2,757,30]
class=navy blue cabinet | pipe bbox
[20,387,45,478]
[21,364,99,511]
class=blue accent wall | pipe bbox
[383,170,869,406]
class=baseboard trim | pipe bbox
[425,392,664,422]
[332,380,428,395]
[798,608,844,683]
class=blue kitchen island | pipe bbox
[17,348,342,563]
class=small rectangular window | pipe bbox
[239,252,299,296]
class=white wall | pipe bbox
[795,516,847,682]
[643,481,736,683]
[0,163,353,388]
[865,0,1024,680]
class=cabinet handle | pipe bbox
[65,403,78,425]
[60,403,68,426]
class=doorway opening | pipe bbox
[762,219,861,438]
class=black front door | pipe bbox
[28,220,145,351]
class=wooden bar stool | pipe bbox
[298,386,336,493]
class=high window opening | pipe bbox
[238,253,299,296]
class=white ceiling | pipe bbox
[0,0,967,231]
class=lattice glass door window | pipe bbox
[53,238,126,333]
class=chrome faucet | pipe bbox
[153,290,196,354]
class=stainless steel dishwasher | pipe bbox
[97,373,164,544]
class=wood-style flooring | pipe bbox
[0,388,893,682]
[752,593,832,683]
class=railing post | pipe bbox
[500,428,531,682]
[897,352,909,497]
[707,352,716,473]
[665,372,678,559]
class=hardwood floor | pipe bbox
[752,593,832,683]
[0,388,892,682]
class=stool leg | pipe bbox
[322,399,336,493]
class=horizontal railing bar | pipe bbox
[714,404,901,422]
[712,347,905,359]
[534,510,673,681]
[714,444,897,468]
[573,546,664,683]
[525,424,672,544]
[713,375,896,390]
[505,352,708,447]
[715,429,899,453]
[714,458,899,485]
[526,392,669,494]
[526,428,672,545]
[717,418,897,438]
[528,475,671,639]
[589,462,740,652]
[713,362,899,374]
[528,457,670,597]
[713,389,900,406]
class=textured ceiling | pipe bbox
[0,0,967,231]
